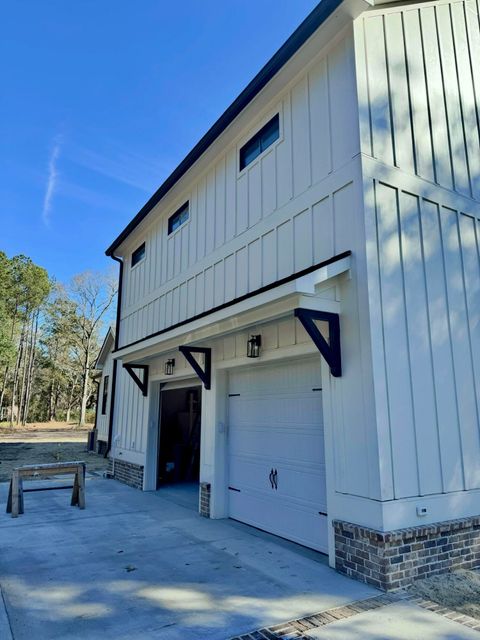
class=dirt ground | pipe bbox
[0,420,92,442]
[409,569,480,620]
[0,421,109,482]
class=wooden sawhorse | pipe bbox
[6,461,86,517]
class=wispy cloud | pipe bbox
[42,135,63,226]
[71,139,173,193]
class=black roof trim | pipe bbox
[106,0,342,256]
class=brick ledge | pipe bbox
[333,515,480,544]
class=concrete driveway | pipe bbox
[0,478,377,639]
[1,479,478,640]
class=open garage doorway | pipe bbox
[157,386,201,490]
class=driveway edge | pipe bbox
[229,590,480,639]
[228,592,402,639]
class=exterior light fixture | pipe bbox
[164,358,175,375]
[247,335,262,358]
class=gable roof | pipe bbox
[95,327,115,368]
[105,0,343,257]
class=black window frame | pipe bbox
[239,114,280,171]
[131,242,146,268]
[168,202,189,235]
[101,375,109,415]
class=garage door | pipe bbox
[228,358,328,553]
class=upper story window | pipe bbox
[239,114,280,171]
[168,202,189,235]
[101,375,109,415]
[131,242,145,267]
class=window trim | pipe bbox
[168,201,190,236]
[131,242,146,268]
[101,375,109,415]
[238,113,281,174]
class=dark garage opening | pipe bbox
[157,386,201,488]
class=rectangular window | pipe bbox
[168,202,189,235]
[239,114,280,171]
[131,242,145,267]
[101,375,109,415]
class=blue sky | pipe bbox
[1,1,319,284]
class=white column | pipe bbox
[199,367,228,518]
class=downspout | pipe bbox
[105,254,123,458]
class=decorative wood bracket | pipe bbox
[294,308,342,377]
[123,363,149,396]
[179,346,211,390]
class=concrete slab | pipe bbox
[0,478,376,640]
[307,601,480,639]
[0,585,13,640]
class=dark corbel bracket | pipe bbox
[123,363,149,396]
[179,346,211,390]
[294,308,342,377]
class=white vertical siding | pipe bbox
[114,365,148,454]
[357,0,480,202]
[356,0,480,502]
[367,179,480,499]
[120,179,359,346]
[118,32,360,348]
[327,181,379,499]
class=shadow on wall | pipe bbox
[358,1,480,501]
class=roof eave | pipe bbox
[105,0,345,257]
[95,327,115,367]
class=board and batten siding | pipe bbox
[113,364,149,455]
[364,180,480,501]
[355,0,480,203]
[356,0,480,502]
[117,32,360,348]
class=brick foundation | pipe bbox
[334,516,480,591]
[108,458,144,490]
[200,482,211,517]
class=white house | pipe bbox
[104,0,480,590]
[93,327,115,455]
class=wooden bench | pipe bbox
[6,462,86,518]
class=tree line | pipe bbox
[0,251,117,427]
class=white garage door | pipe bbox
[228,358,328,553]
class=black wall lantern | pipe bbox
[164,358,175,376]
[247,335,262,358]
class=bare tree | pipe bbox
[69,271,117,427]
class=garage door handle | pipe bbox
[273,469,278,490]
[269,469,274,489]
